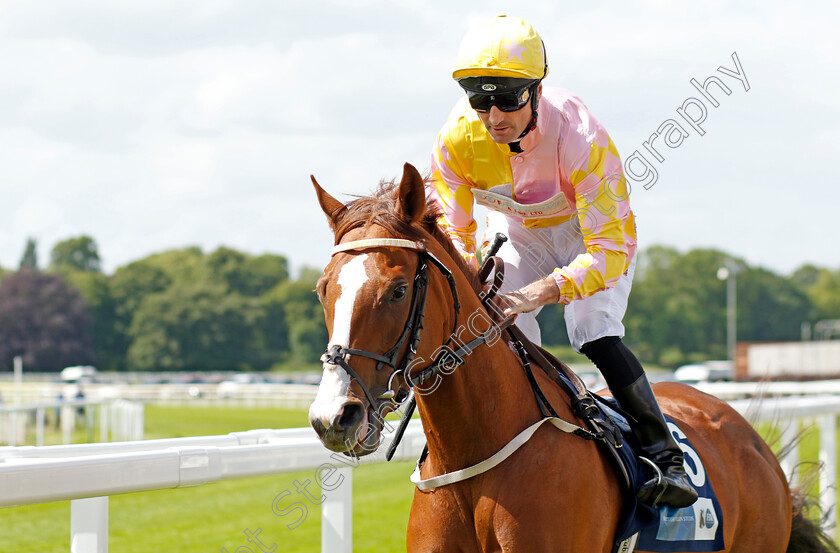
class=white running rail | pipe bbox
[0,399,144,446]
[0,396,838,552]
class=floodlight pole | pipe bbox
[717,262,738,362]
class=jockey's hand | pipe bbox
[487,276,561,322]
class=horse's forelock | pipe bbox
[333,179,481,294]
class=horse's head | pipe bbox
[308,163,472,456]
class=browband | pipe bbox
[331,238,425,255]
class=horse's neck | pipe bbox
[414,322,569,473]
[411,243,572,472]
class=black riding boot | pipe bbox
[613,374,699,508]
[581,336,698,509]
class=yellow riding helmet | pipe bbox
[453,15,548,81]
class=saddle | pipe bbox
[481,256,725,553]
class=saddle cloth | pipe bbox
[487,271,725,552]
[595,400,726,552]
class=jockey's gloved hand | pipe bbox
[489,276,561,320]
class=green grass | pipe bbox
[143,405,311,439]
[0,406,417,553]
[108,459,415,553]
[758,420,824,492]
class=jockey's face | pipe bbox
[475,84,541,144]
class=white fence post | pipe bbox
[818,414,837,539]
[134,402,145,441]
[0,400,145,447]
[36,407,45,446]
[321,467,352,553]
[71,497,109,553]
[62,405,74,444]
[8,412,16,446]
[100,404,109,443]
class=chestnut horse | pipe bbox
[308,163,832,552]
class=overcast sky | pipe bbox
[1,0,838,277]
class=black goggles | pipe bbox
[465,85,532,113]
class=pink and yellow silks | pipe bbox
[429,87,637,305]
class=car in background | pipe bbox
[216,373,268,398]
[60,365,98,383]
[674,360,733,384]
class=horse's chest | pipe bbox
[407,488,483,552]
[407,462,619,553]
[407,487,532,553]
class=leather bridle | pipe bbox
[320,237,624,485]
[320,238,462,412]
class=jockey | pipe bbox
[428,15,698,509]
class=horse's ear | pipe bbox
[311,175,346,231]
[396,163,426,224]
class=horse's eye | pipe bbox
[391,284,408,302]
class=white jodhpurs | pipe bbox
[482,211,636,352]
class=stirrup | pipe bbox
[638,456,667,506]
[638,457,699,508]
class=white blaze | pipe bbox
[309,254,370,427]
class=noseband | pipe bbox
[321,238,461,410]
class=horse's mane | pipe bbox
[333,179,482,294]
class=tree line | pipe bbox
[0,237,838,372]
[0,237,324,372]
[538,246,840,366]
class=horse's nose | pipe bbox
[333,402,365,432]
[309,401,366,433]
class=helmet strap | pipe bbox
[516,81,541,140]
